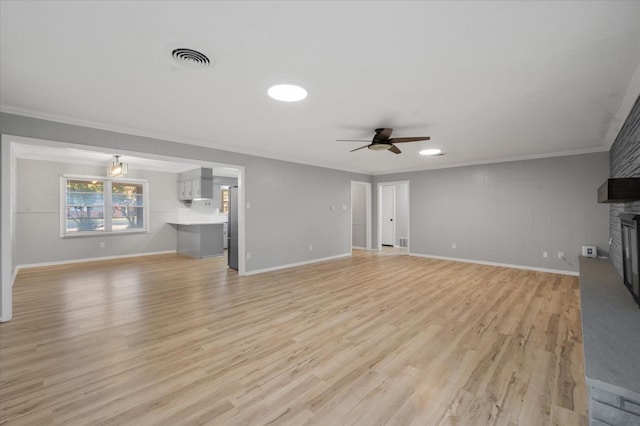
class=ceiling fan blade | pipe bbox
[350,144,371,152]
[373,128,393,143]
[337,139,372,142]
[388,145,401,154]
[389,136,431,143]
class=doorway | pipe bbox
[1,136,248,322]
[377,181,410,252]
[381,186,395,246]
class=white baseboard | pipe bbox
[352,247,377,251]
[409,252,579,276]
[16,250,177,270]
[13,249,578,279]
[245,252,352,276]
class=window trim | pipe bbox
[60,174,150,238]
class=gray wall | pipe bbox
[0,112,370,273]
[374,152,610,273]
[609,95,640,277]
[14,158,182,265]
[248,159,356,269]
[351,182,366,248]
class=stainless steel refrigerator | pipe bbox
[227,186,239,270]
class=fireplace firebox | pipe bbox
[620,213,640,308]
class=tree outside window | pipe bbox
[66,180,105,232]
[62,176,148,236]
[112,182,144,230]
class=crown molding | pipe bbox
[371,146,610,176]
[0,106,370,176]
[0,105,614,177]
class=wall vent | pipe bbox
[398,238,408,248]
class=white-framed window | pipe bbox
[60,175,149,237]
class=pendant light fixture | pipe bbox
[107,155,128,177]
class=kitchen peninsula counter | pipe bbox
[168,221,225,258]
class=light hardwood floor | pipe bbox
[0,251,587,425]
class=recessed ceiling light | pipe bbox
[268,84,307,102]
[419,148,443,156]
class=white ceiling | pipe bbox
[2,1,640,175]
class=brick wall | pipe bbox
[609,95,640,277]
[590,386,640,425]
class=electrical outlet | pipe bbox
[100,241,105,248]
[246,252,251,260]
[309,244,313,251]
[543,251,548,258]
[452,243,456,249]
[558,252,564,259]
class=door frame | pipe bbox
[350,181,372,250]
[1,139,13,321]
[377,180,410,251]
[381,185,396,247]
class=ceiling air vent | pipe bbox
[171,48,211,69]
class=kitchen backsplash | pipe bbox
[175,199,227,223]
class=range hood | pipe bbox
[598,178,640,203]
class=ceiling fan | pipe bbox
[337,128,431,154]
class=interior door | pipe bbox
[381,185,395,246]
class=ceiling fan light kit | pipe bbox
[369,144,391,151]
[338,128,431,155]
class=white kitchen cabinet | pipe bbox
[191,178,200,198]
[178,179,195,201]
[178,180,187,200]
[185,179,194,199]
[177,168,214,201]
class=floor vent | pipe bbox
[398,238,408,248]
